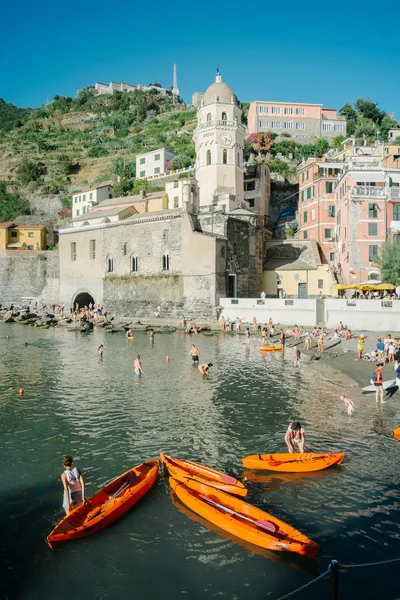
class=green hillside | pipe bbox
[0,88,197,217]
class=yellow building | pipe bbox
[0,223,47,251]
[263,239,337,298]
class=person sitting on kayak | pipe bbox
[126,329,133,339]
[284,422,305,453]
[61,455,85,514]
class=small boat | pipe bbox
[242,452,345,472]
[47,460,159,548]
[169,478,320,558]
[161,453,247,498]
[362,379,397,393]
[260,345,283,352]
[393,428,400,440]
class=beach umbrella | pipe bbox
[375,283,396,290]
[346,284,362,289]
[331,284,347,290]
[359,284,377,291]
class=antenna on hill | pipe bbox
[172,64,180,102]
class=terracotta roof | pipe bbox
[0,222,15,228]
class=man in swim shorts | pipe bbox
[189,344,200,364]
[134,355,144,377]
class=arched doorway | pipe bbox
[73,291,95,309]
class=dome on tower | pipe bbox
[202,73,238,106]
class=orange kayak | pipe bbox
[242,452,344,472]
[161,453,247,497]
[260,345,283,352]
[47,460,159,548]
[393,428,400,440]
[169,477,320,558]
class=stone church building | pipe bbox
[59,74,272,318]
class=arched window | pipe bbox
[131,255,138,272]
[82,221,90,226]
[162,253,170,271]
[223,149,227,164]
[206,150,211,165]
[206,112,212,122]
[102,217,111,224]
[221,112,227,122]
[237,152,240,167]
[106,256,113,273]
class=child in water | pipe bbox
[340,394,355,415]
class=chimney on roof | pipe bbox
[140,189,146,200]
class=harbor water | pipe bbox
[1,323,400,599]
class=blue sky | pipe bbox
[1,0,399,116]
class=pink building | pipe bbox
[248,101,346,143]
[335,150,400,285]
[297,158,343,264]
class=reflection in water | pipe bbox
[1,324,400,599]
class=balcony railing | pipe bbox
[195,120,247,132]
[389,188,400,199]
[351,186,386,197]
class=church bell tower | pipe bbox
[193,72,245,210]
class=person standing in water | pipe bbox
[149,329,155,341]
[294,347,301,368]
[189,344,200,364]
[61,455,85,515]
[134,355,144,377]
[98,345,104,358]
[126,329,133,339]
[340,394,355,415]
[245,328,251,344]
[284,422,305,453]
[279,328,286,348]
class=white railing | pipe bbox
[389,188,400,199]
[195,120,247,132]
[351,186,386,197]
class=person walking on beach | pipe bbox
[98,345,104,358]
[284,422,305,453]
[294,347,301,368]
[198,362,213,375]
[340,394,355,415]
[61,455,85,515]
[373,364,385,404]
[189,344,200,364]
[317,330,324,352]
[376,338,385,363]
[357,335,365,360]
[134,355,144,377]
[303,334,311,350]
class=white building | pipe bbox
[72,184,114,218]
[136,148,176,179]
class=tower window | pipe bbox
[206,113,212,122]
[237,152,240,166]
[131,255,138,272]
[207,150,211,165]
[221,112,227,121]
[223,149,227,164]
[106,256,113,273]
[162,253,170,271]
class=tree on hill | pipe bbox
[16,158,46,184]
[378,242,400,285]
[0,183,29,222]
[0,99,30,133]
[339,97,398,140]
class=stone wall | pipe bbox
[0,251,59,305]
[103,274,184,318]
